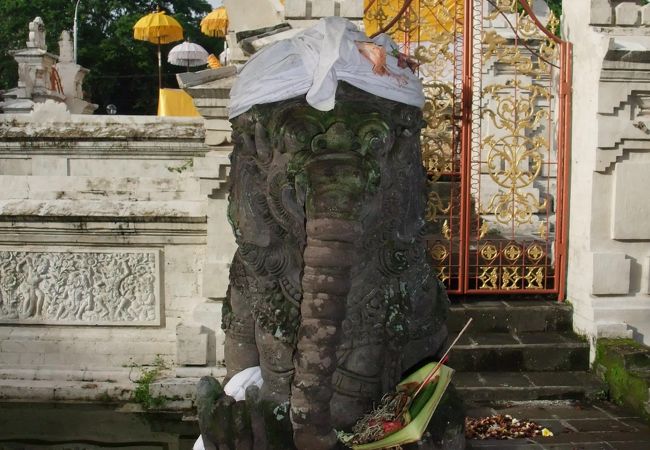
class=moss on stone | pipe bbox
[595,338,650,421]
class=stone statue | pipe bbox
[197,82,463,450]
[27,17,47,50]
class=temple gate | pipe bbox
[365,0,572,299]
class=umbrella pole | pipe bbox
[158,39,162,91]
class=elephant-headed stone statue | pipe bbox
[197,82,463,450]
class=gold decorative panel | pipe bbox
[469,1,560,293]
[364,0,568,295]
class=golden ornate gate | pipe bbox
[364,0,572,299]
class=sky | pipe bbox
[208,0,223,7]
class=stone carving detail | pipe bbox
[0,249,159,325]
[198,84,454,450]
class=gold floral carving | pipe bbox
[501,267,522,290]
[426,189,452,223]
[479,221,489,239]
[503,244,522,262]
[537,221,547,239]
[525,267,544,289]
[479,266,499,290]
[480,80,550,226]
[437,266,450,283]
[442,219,451,240]
[416,19,459,225]
[431,244,449,261]
[526,244,545,262]
[480,244,498,261]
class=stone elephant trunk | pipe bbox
[291,147,369,450]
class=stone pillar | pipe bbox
[0,17,65,113]
[0,18,97,114]
[177,68,237,367]
[55,31,97,114]
[564,0,650,352]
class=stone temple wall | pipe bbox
[564,0,650,353]
[0,103,234,404]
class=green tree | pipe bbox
[0,1,221,115]
[545,0,562,19]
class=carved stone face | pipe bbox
[228,82,426,245]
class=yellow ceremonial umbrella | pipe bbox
[133,10,184,90]
[200,6,228,38]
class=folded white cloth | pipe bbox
[223,365,264,401]
[193,435,216,450]
[229,16,425,118]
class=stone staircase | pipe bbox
[447,298,604,403]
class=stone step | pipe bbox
[0,366,133,383]
[0,378,133,403]
[455,371,605,402]
[448,299,573,333]
[447,331,590,372]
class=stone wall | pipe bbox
[564,0,650,352]
[0,104,234,403]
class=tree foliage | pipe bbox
[545,0,562,19]
[0,1,221,115]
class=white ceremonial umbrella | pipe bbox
[167,41,209,70]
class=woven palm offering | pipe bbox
[340,319,472,449]
[339,362,453,449]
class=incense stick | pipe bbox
[410,317,473,401]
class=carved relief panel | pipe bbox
[0,248,161,326]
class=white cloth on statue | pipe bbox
[223,365,264,401]
[193,435,216,450]
[228,16,425,118]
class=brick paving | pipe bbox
[466,400,650,449]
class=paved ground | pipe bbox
[466,400,650,449]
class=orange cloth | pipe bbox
[207,53,222,69]
[157,88,200,117]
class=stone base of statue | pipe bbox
[197,377,466,450]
